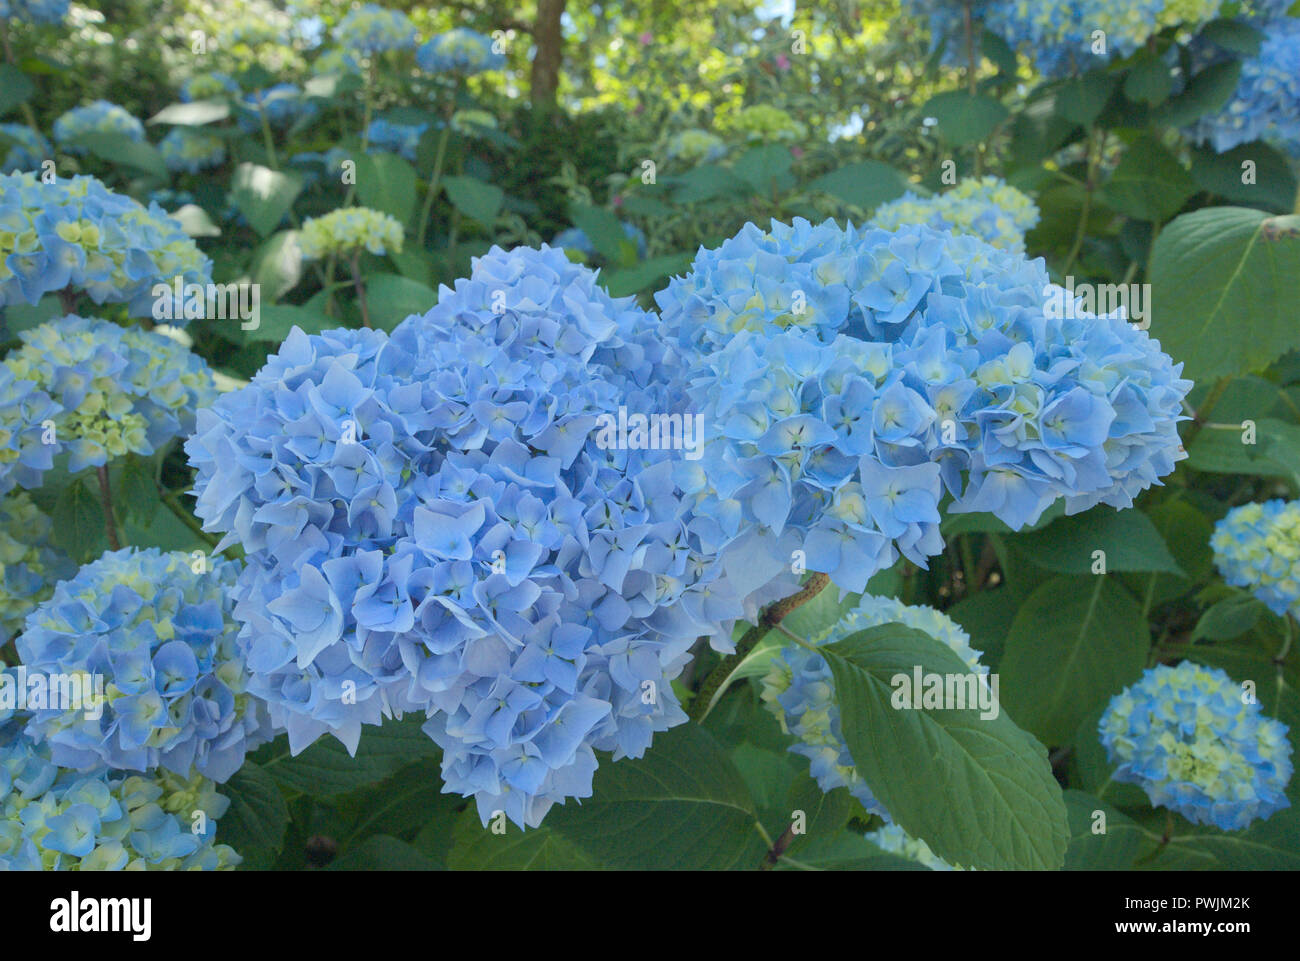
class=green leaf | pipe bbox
[946,588,1019,671]
[1192,593,1267,642]
[356,152,418,225]
[52,478,107,563]
[821,624,1069,870]
[171,204,222,238]
[778,831,930,870]
[442,174,503,226]
[980,29,1018,75]
[1101,136,1194,222]
[363,273,437,331]
[147,99,230,126]
[326,835,442,871]
[120,500,206,554]
[1188,416,1300,478]
[1150,208,1300,381]
[732,144,794,194]
[668,164,744,203]
[250,229,303,303]
[447,810,600,870]
[1197,18,1263,57]
[1148,810,1300,870]
[2,295,62,336]
[805,160,913,212]
[601,252,692,297]
[259,715,440,799]
[0,64,35,117]
[328,757,459,847]
[1064,790,1149,869]
[1056,71,1118,127]
[242,304,332,344]
[1122,500,1213,611]
[1153,60,1242,128]
[921,91,1009,145]
[544,724,758,870]
[230,163,303,238]
[217,762,289,870]
[1190,141,1299,213]
[1015,509,1182,575]
[569,204,628,262]
[999,577,1149,746]
[116,453,158,524]
[1123,54,1174,106]
[940,499,1064,536]
[80,133,168,179]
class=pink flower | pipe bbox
[612,195,624,208]
[790,145,804,159]
[639,31,653,46]
[775,54,791,70]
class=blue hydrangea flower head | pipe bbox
[299,206,405,259]
[5,314,217,473]
[870,176,1039,252]
[17,547,271,783]
[0,123,51,173]
[416,28,504,74]
[902,0,991,66]
[984,0,1164,77]
[52,101,145,152]
[0,363,60,496]
[0,724,241,869]
[1191,16,1300,156]
[333,3,417,54]
[662,218,1192,556]
[158,127,226,174]
[366,118,429,161]
[1211,499,1300,618]
[762,594,986,817]
[188,248,746,828]
[0,491,72,642]
[0,172,214,318]
[1099,661,1292,830]
[0,0,68,25]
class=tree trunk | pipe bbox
[531,0,565,108]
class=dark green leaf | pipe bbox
[363,273,437,331]
[1016,509,1182,575]
[1150,208,1300,381]
[52,478,107,563]
[805,160,913,212]
[999,577,1149,745]
[822,625,1069,870]
[148,99,230,126]
[545,724,758,870]
[921,91,1009,145]
[356,152,418,225]
[230,163,303,238]
[217,762,289,870]
[442,174,503,225]
[327,835,442,871]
